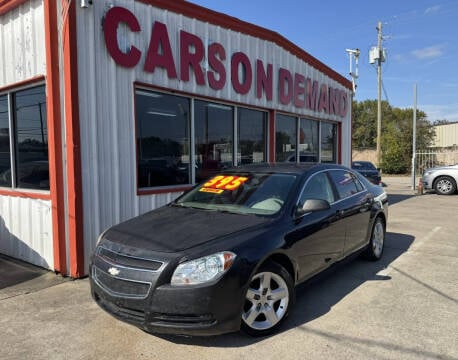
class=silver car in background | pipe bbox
[422,164,458,195]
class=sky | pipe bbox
[188,0,458,122]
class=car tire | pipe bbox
[241,262,294,337]
[434,176,457,195]
[365,217,385,261]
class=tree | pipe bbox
[433,119,450,126]
[352,100,435,174]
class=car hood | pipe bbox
[101,205,271,253]
[426,164,458,172]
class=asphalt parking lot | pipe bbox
[1,177,457,360]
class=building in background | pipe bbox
[0,0,352,277]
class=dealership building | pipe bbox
[0,0,353,277]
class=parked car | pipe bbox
[351,161,382,185]
[422,164,458,195]
[89,163,388,337]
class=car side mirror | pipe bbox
[295,199,330,217]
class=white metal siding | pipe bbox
[0,1,53,270]
[0,196,53,269]
[433,123,458,148]
[0,0,46,88]
[76,1,352,272]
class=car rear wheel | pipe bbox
[241,262,294,336]
[434,176,456,195]
[365,217,385,261]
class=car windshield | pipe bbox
[352,162,376,170]
[175,172,297,215]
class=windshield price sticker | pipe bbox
[200,175,249,192]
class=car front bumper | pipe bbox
[422,173,434,190]
[89,252,247,336]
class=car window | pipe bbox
[298,172,335,206]
[328,170,363,199]
[176,172,297,215]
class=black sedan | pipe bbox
[89,163,388,337]
[352,161,382,185]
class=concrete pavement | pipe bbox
[1,177,457,360]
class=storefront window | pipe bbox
[238,108,267,165]
[0,95,11,187]
[14,85,49,190]
[320,122,337,163]
[299,118,319,163]
[275,114,296,162]
[195,100,233,182]
[135,90,190,188]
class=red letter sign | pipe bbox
[103,7,141,68]
[180,30,205,85]
[278,68,293,105]
[144,22,177,78]
[256,60,273,100]
[207,43,227,90]
[231,52,253,95]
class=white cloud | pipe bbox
[424,5,441,14]
[421,104,458,122]
[411,44,445,59]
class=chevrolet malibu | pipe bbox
[89,163,388,337]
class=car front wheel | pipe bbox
[434,176,456,195]
[241,262,294,336]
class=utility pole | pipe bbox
[411,84,417,189]
[376,21,383,168]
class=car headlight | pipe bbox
[171,252,236,286]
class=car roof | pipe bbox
[225,162,350,175]
[352,161,374,165]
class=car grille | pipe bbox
[149,313,216,326]
[92,246,164,299]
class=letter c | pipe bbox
[104,7,141,68]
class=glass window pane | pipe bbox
[135,90,190,188]
[238,108,266,165]
[15,85,49,190]
[328,170,359,199]
[299,172,335,205]
[275,114,296,162]
[195,100,233,183]
[320,122,337,163]
[299,118,318,163]
[0,95,11,187]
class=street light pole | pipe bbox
[376,21,383,168]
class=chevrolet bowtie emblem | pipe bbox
[108,267,120,276]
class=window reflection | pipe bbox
[15,85,49,190]
[195,100,233,182]
[0,95,11,187]
[299,118,318,163]
[275,114,296,162]
[320,122,337,163]
[136,90,190,188]
[238,108,266,165]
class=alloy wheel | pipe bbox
[242,271,289,331]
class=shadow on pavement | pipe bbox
[388,194,416,205]
[0,254,46,290]
[156,232,414,347]
[0,254,68,300]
